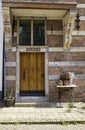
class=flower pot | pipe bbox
[63,80,70,85]
[4,97,15,107]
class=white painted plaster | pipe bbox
[12,47,16,52]
[6,75,16,80]
[77,4,85,8]
[6,62,16,67]
[72,31,85,35]
[47,31,63,35]
[49,74,85,80]
[49,47,85,52]
[49,61,85,67]
[80,16,85,20]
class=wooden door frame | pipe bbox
[16,50,49,101]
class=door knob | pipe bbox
[42,73,45,79]
[23,70,26,80]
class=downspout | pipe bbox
[0,0,3,100]
[2,32,5,99]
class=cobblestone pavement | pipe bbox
[0,102,85,123]
[0,124,85,130]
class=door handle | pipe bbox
[42,73,45,79]
[23,70,26,80]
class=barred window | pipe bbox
[19,20,31,45]
[33,20,45,45]
[19,19,45,46]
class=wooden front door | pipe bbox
[20,52,45,96]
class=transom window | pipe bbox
[19,20,31,45]
[19,19,45,46]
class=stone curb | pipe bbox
[0,120,85,124]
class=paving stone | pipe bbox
[0,102,85,123]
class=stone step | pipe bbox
[20,96,48,102]
[15,101,51,107]
[15,97,53,107]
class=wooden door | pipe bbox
[20,52,45,96]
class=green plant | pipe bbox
[6,89,13,99]
[4,88,15,107]
[61,121,69,125]
[67,102,74,108]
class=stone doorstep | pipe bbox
[20,96,48,101]
[15,97,52,107]
[15,102,51,107]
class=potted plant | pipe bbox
[4,89,15,107]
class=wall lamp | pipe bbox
[75,13,80,30]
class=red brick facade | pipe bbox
[2,0,85,102]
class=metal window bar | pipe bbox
[33,20,45,46]
[19,20,31,45]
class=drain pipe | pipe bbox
[0,0,3,100]
[2,32,5,100]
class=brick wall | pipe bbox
[49,66,85,75]
[5,52,16,62]
[6,67,16,75]
[72,36,85,47]
[47,20,63,47]
[3,0,85,102]
[49,78,85,102]
[47,20,63,30]
[47,35,63,47]
[78,0,85,3]
[49,52,85,61]
[48,15,85,101]
[48,51,85,101]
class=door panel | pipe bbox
[38,53,44,91]
[20,52,45,96]
[34,53,38,91]
[30,53,34,91]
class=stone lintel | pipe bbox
[2,2,77,10]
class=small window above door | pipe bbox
[33,20,45,46]
[19,19,45,46]
[19,20,31,45]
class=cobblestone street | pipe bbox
[0,102,85,124]
[0,124,85,130]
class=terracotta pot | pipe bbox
[63,80,69,85]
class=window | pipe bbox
[19,20,31,45]
[19,19,45,46]
[33,20,45,45]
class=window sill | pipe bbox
[56,84,77,88]
[18,45,48,48]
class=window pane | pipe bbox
[19,20,31,45]
[33,20,45,45]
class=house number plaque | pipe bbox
[26,47,41,52]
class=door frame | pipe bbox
[16,48,49,101]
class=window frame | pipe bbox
[18,17,47,46]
